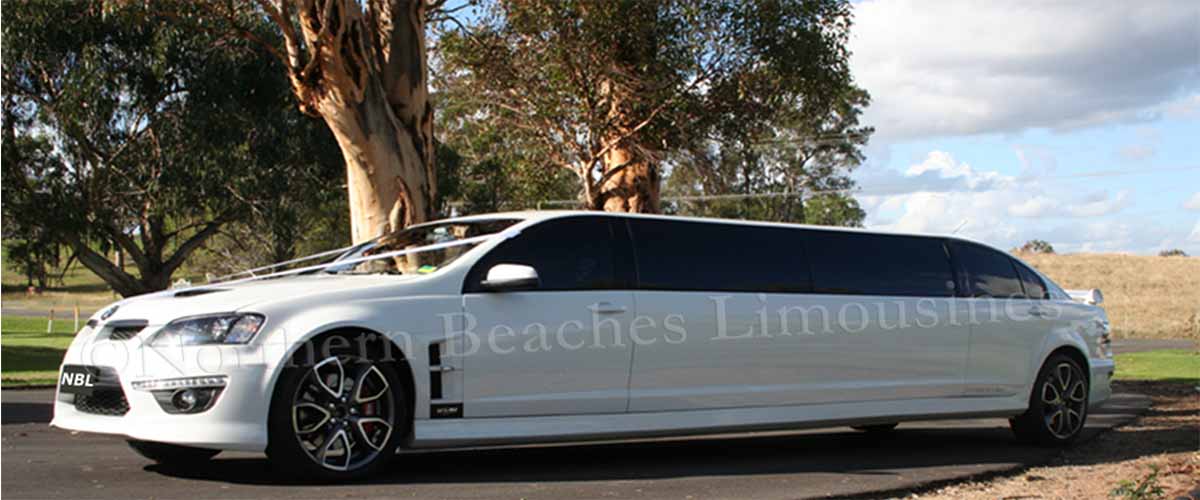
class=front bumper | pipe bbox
[50,334,277,452]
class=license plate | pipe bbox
[58,365,101,396]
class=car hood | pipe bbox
[99,274,405,326]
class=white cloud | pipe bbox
[1064,190,1132,217]
[1007,196,1058,218]
[850,0,1200,140]
[1183,192,1200,211]
[859,151,1194,254]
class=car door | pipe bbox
[461,216,636,417]
[950,241,1045,398]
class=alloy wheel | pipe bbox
[291,355,395,472]
[1039,362,1087,439]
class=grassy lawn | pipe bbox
[1113,349,1200,386]
[1,315,77,387]
[2,251,121,313]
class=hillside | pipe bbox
[1019,253,1200,340]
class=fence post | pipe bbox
[47,308,55,334]
[74,303,80,332]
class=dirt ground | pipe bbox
[908,381,1200,500]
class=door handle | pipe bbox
[1028,306,1048,318]
[592,302,627,314]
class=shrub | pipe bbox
[1018,240,1056,254]
[1158,249,1188,257]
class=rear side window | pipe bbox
[952,242,1024,298]
[807,231,956,297]
[629,218,812,293]
[464,216,632,292]
[1013,260,1048,300]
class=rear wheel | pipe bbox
[1010,354,1089,445]
[266,333,409,482]
[127,440,219,464]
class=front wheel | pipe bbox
[127,440,220,465]
[266,335,409,482]
[1010,354,1089,445]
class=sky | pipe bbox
[846,0,1200,254]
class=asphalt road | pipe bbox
[0,388,1151,499]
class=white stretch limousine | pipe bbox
[52,211,1114,480]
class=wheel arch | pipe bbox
[1027,344,1091,407]
[1043,345,1090,382]
[264,325,417,446]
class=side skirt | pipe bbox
[406,396,1027,450]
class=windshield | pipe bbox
[327,218,522,275]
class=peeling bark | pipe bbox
[268,0,436,243]
[591,75,660,213]
[594,144,660,213]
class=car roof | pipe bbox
[437,209,986,244]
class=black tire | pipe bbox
[266,332,409,482]
[1010,353,1089,446]
[127,440,220,464]
[851,423,899,434]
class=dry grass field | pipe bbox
[1019,253,1200,340]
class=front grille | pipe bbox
[75,388,130,416]
[66,366,130,416]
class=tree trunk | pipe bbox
[594,144,660,212]
[593,72,660,213]
[277,0,437,244]
[318,81,434,243]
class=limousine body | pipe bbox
[52,211,1114,480]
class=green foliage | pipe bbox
[2,1,342,295]
[1158,248,1188,257]
[435,91,579,214]
[435,0,870,213]
[1018,240,1056,254]
[1109,466,1166,500]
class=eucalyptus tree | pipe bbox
[194,0,467,243]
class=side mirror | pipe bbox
[480,264,539,292]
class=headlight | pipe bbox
[149,313,265,346]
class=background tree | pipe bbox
[663,80,870,225]
[2,101,64,289]
[436,91,579,214]
[437,0,867,214]
[1017,240,1056,255]
[2,1,341,296]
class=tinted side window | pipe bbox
[464,217,630,292]
[807,232,955,297]
[952,243,1024,298]
[630,219,812,293]
[1013,260,1048,300]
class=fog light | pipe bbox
[172,389,198,411]
[151,387,222,414]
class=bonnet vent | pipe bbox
[173,288,226,298]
